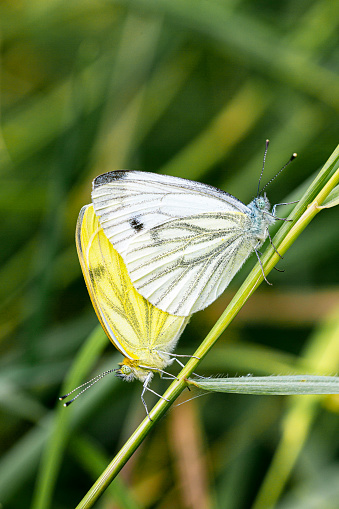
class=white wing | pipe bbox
[92,171,248,253]
[124,212,256,315]
[92,171,254,316]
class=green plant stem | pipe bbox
[76,144,339,509]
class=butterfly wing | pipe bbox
[124,211,255,315]
[76,205,188,366]
[91,171,254,316]
[92,170,248,253]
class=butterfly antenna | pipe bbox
[257,139,270,197]
[259,151,297,195]
[59,369,116,407]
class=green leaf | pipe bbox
[318,184,339,208]
[187,375,339,395]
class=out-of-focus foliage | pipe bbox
[0,1,338,508]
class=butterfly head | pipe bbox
[253,193,270,213]
[116,358,153,383]
[249,193,272,221]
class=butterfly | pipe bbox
[91,141,296,317]
[61,204,189,415]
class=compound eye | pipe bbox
[120,365,132,375]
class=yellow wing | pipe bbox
[76,205,189,375]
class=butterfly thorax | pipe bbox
[246,196,276,244]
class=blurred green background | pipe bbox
[0,1,338,508]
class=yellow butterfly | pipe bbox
[64,204,189,414]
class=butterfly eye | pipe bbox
[255,197,265,209]
[120,365,132,375]
[116,365,136,383]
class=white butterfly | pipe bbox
[92,144,296,317]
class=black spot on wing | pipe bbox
[93,171,128,186]
[129,217,144,232]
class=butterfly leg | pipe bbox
[254,247,272,285]
[272,200,299,216]
[156,351,205,379]
[267,229,283,259]
[138,362,179,381]
[141,371,171,420]
[141,372,153,419]
[157,350,200,361]
[170,358,206,379]
[158,369,178,380]
[156,350,204,379]
[257,248,283,273]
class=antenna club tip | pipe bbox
[292,152,297,158]
[59,396,65,401]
